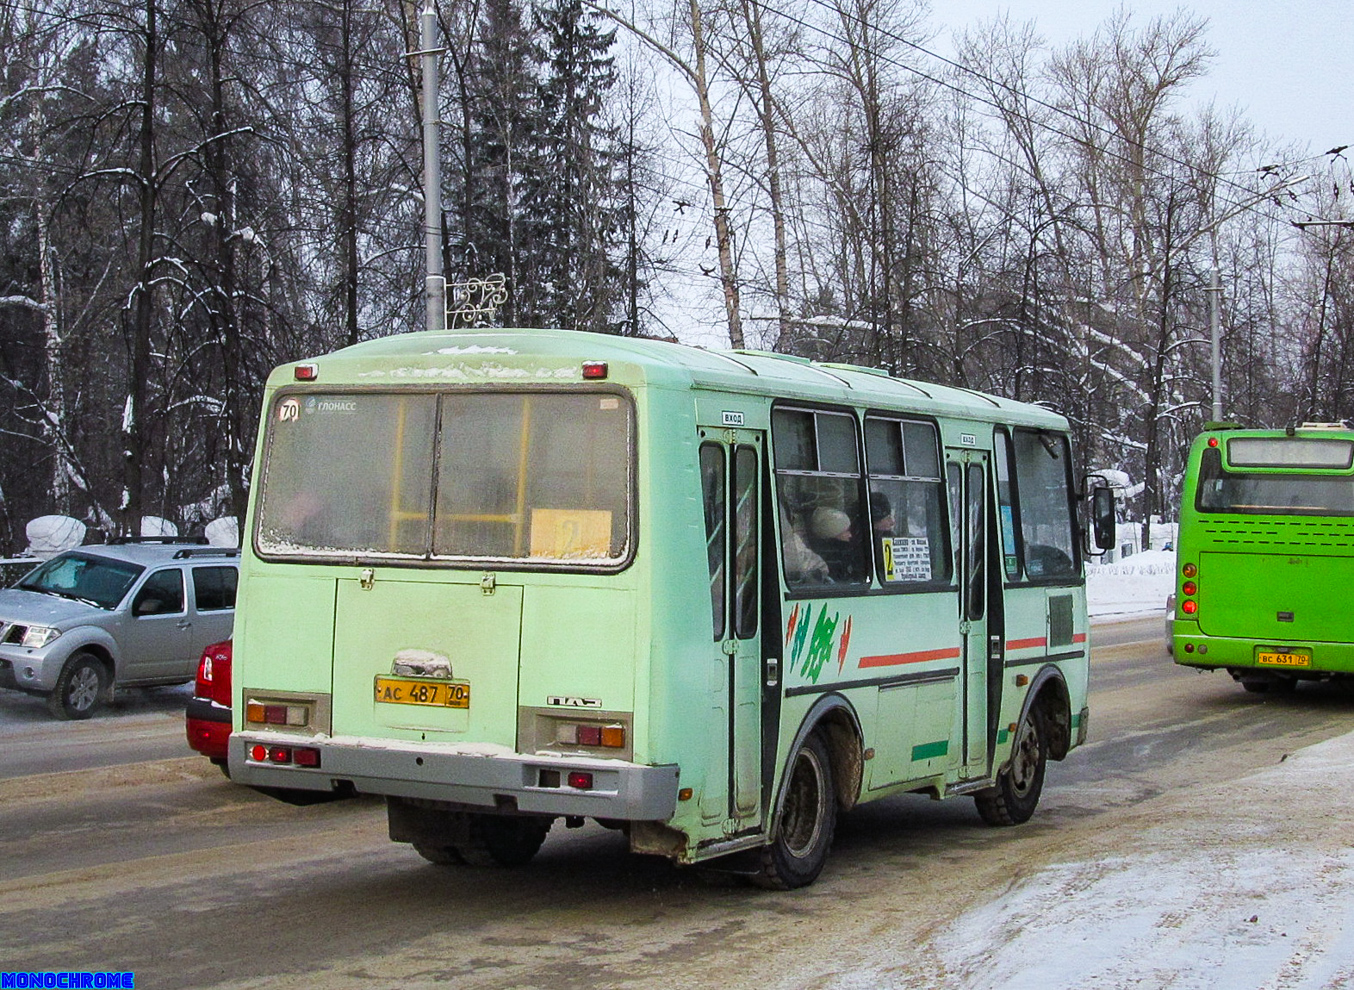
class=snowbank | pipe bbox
[1085,547,1174,618]
[140,516,178,537]
[205,516,239,547]
[25,515,85,558]
[933,731,1354,989]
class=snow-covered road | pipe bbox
[835,549,1354,990]
[932,730,1354,989]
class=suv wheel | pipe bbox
[47,651,108,720]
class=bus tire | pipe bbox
[457,814,553,867]
[1239,673,1296,695]
[975,707,1047,827]
[414,843,466,866]
[46,651,108,720]
[753,732,836,890]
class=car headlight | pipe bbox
[21,625,61,648]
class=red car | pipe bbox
[186,640,232,771]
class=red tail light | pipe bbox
[567,771,594,790]
[196,640,233,707]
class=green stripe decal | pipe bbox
[911,740,949,761]
[996,728,1010,746]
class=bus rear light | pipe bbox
[581,361,608,380]
[1182,581,1197,596]
[567,771,594,790]
[246,701,309,727]
[248,744,321,768]
[294,363,319,381]
[1181,599,1198,615]
[1182,562,1198,578]
[555,722,626,749]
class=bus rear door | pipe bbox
[331,574,523,748]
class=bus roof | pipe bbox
[281,327,1069,430]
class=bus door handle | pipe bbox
[765,656,780,687]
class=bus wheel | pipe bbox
[457,814,553,867]
[414,843,466,866]
[975,708,1047,826]
[1239,673,1296,695]
[753,732,836,890]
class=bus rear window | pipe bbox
[1197,447,1354,516]
[1228,437,1354,469]
[257,390,634,565]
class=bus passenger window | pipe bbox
[772,408,868,586]
[865,416,951,586]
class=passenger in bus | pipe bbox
[808,507,863,582]
[779,506,830,584]
[870,491,895,539]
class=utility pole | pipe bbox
[419,3,445,333]
[1209,265,1222,422]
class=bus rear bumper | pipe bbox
[228,732,680,821]
[1172,634,1354,675]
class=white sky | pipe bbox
[935,0,1353,154]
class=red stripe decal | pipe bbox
[1073,633,1087,644]
[1006,637,1047,651]
[859,646,962,668]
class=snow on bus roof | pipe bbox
[293,327,1066,427]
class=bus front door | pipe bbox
[698,432,764,829]
[948,451,993,777]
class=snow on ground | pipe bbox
[1086,547,1175,619]
[924,732,1354,990]
[848,547,1354,990]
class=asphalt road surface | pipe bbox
[2,614,1350,989]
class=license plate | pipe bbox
[374,676,470,708]
[1257,651,1311,668]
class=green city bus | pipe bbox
[229,327,1109,888]
[1173,424,1354,693]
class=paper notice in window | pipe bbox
[530,509,613,559]
[881,537,932,582]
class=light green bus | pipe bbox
[1173,425,1354,693]
[229,328,1107,888]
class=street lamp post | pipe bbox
[418,3,445,333]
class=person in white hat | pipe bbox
[808,506,861,581]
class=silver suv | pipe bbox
[0,539,238,719]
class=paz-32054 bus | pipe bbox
[1174,424,1354,693]
[230,328,1111,888]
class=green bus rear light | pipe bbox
[1182,581,1197,596]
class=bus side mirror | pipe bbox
[1091,487,1115,551]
